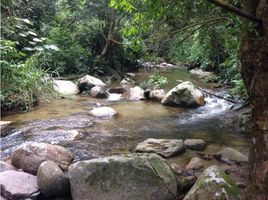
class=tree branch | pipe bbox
[205,0,262,23]
[153,17,229,41]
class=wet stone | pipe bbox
[184,139,206,151]
[135,138,185,157]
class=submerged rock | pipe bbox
[183,166,241,200]
[189,69,212,79]
[161,81,204,107]
[78,75,106,92]
[214,147,248,164]
[11,142,74,175]
[89,85,108,98]
[129,86,145,100]
[0,161,16,172]
[135,138,185,157]
[37,161,70,197]
[53,80,79,95]
[69,153,177,200]
[184,139,206,151]
[89,107,117,118]
[149,89,166,101]
[0,170,40,200]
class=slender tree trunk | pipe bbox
[240,0,268,199]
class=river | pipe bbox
[0,67,248,168]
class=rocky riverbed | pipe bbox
[0,66,250,200]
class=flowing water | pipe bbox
[0,67,248,167]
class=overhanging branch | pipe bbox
[206,0,262,23]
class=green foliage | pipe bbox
[140,74,168,89]
[1,40,54,111]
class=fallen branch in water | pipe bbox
[196,87,239,104]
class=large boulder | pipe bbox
[214,147,248,164]
[161,81,204,107]
[184,139,206,151]
[129,86,145,100]
[183,166,241,200]
[11,142,74,175]
[0,170,40,200]
[135,138,185,158]
[89,86,108,98]
[78,75,106,92]
[53,80,79,95]
[149,89,166,101]
[69,153,177,200]
[37,161,70,197]
[0,161,16,172]
[89,107,117,118]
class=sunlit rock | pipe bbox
[69,153,177,200]
[11,142,74,175]
[186,157,204,170]
[89,107,117,118]
[135,138,185,157]
[183,166,241,200]
[78,75,106,92]
[128,86,145,100]
[161,81,204,107]
[53,80,79,95]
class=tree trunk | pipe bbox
[240,0,268,199]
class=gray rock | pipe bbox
[0,170,40,200]
[186,157,204,170]
[129,86,145,100]
[37,161,70,197]
[89,86,108,98]
[0,161,16,172]
[135,138,185,157]
[78,75,106,91]
[149,89,166,101]
[161,81,204,107]
[214,147,248,164]
[53,80,79,95]
[89,107,117,118]
[0,121,12,133]
[184,139,206,151]
[183,166,241,200]
[189,69,212,79]
[69,153,177,200]
[11,142,74,175]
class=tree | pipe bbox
[240,0,268,199]
[206,0,268,198]
[111,0,268,198]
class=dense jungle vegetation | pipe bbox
[1,0,246,111]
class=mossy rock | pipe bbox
[69,153,177,200]
[183,165,241,200]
